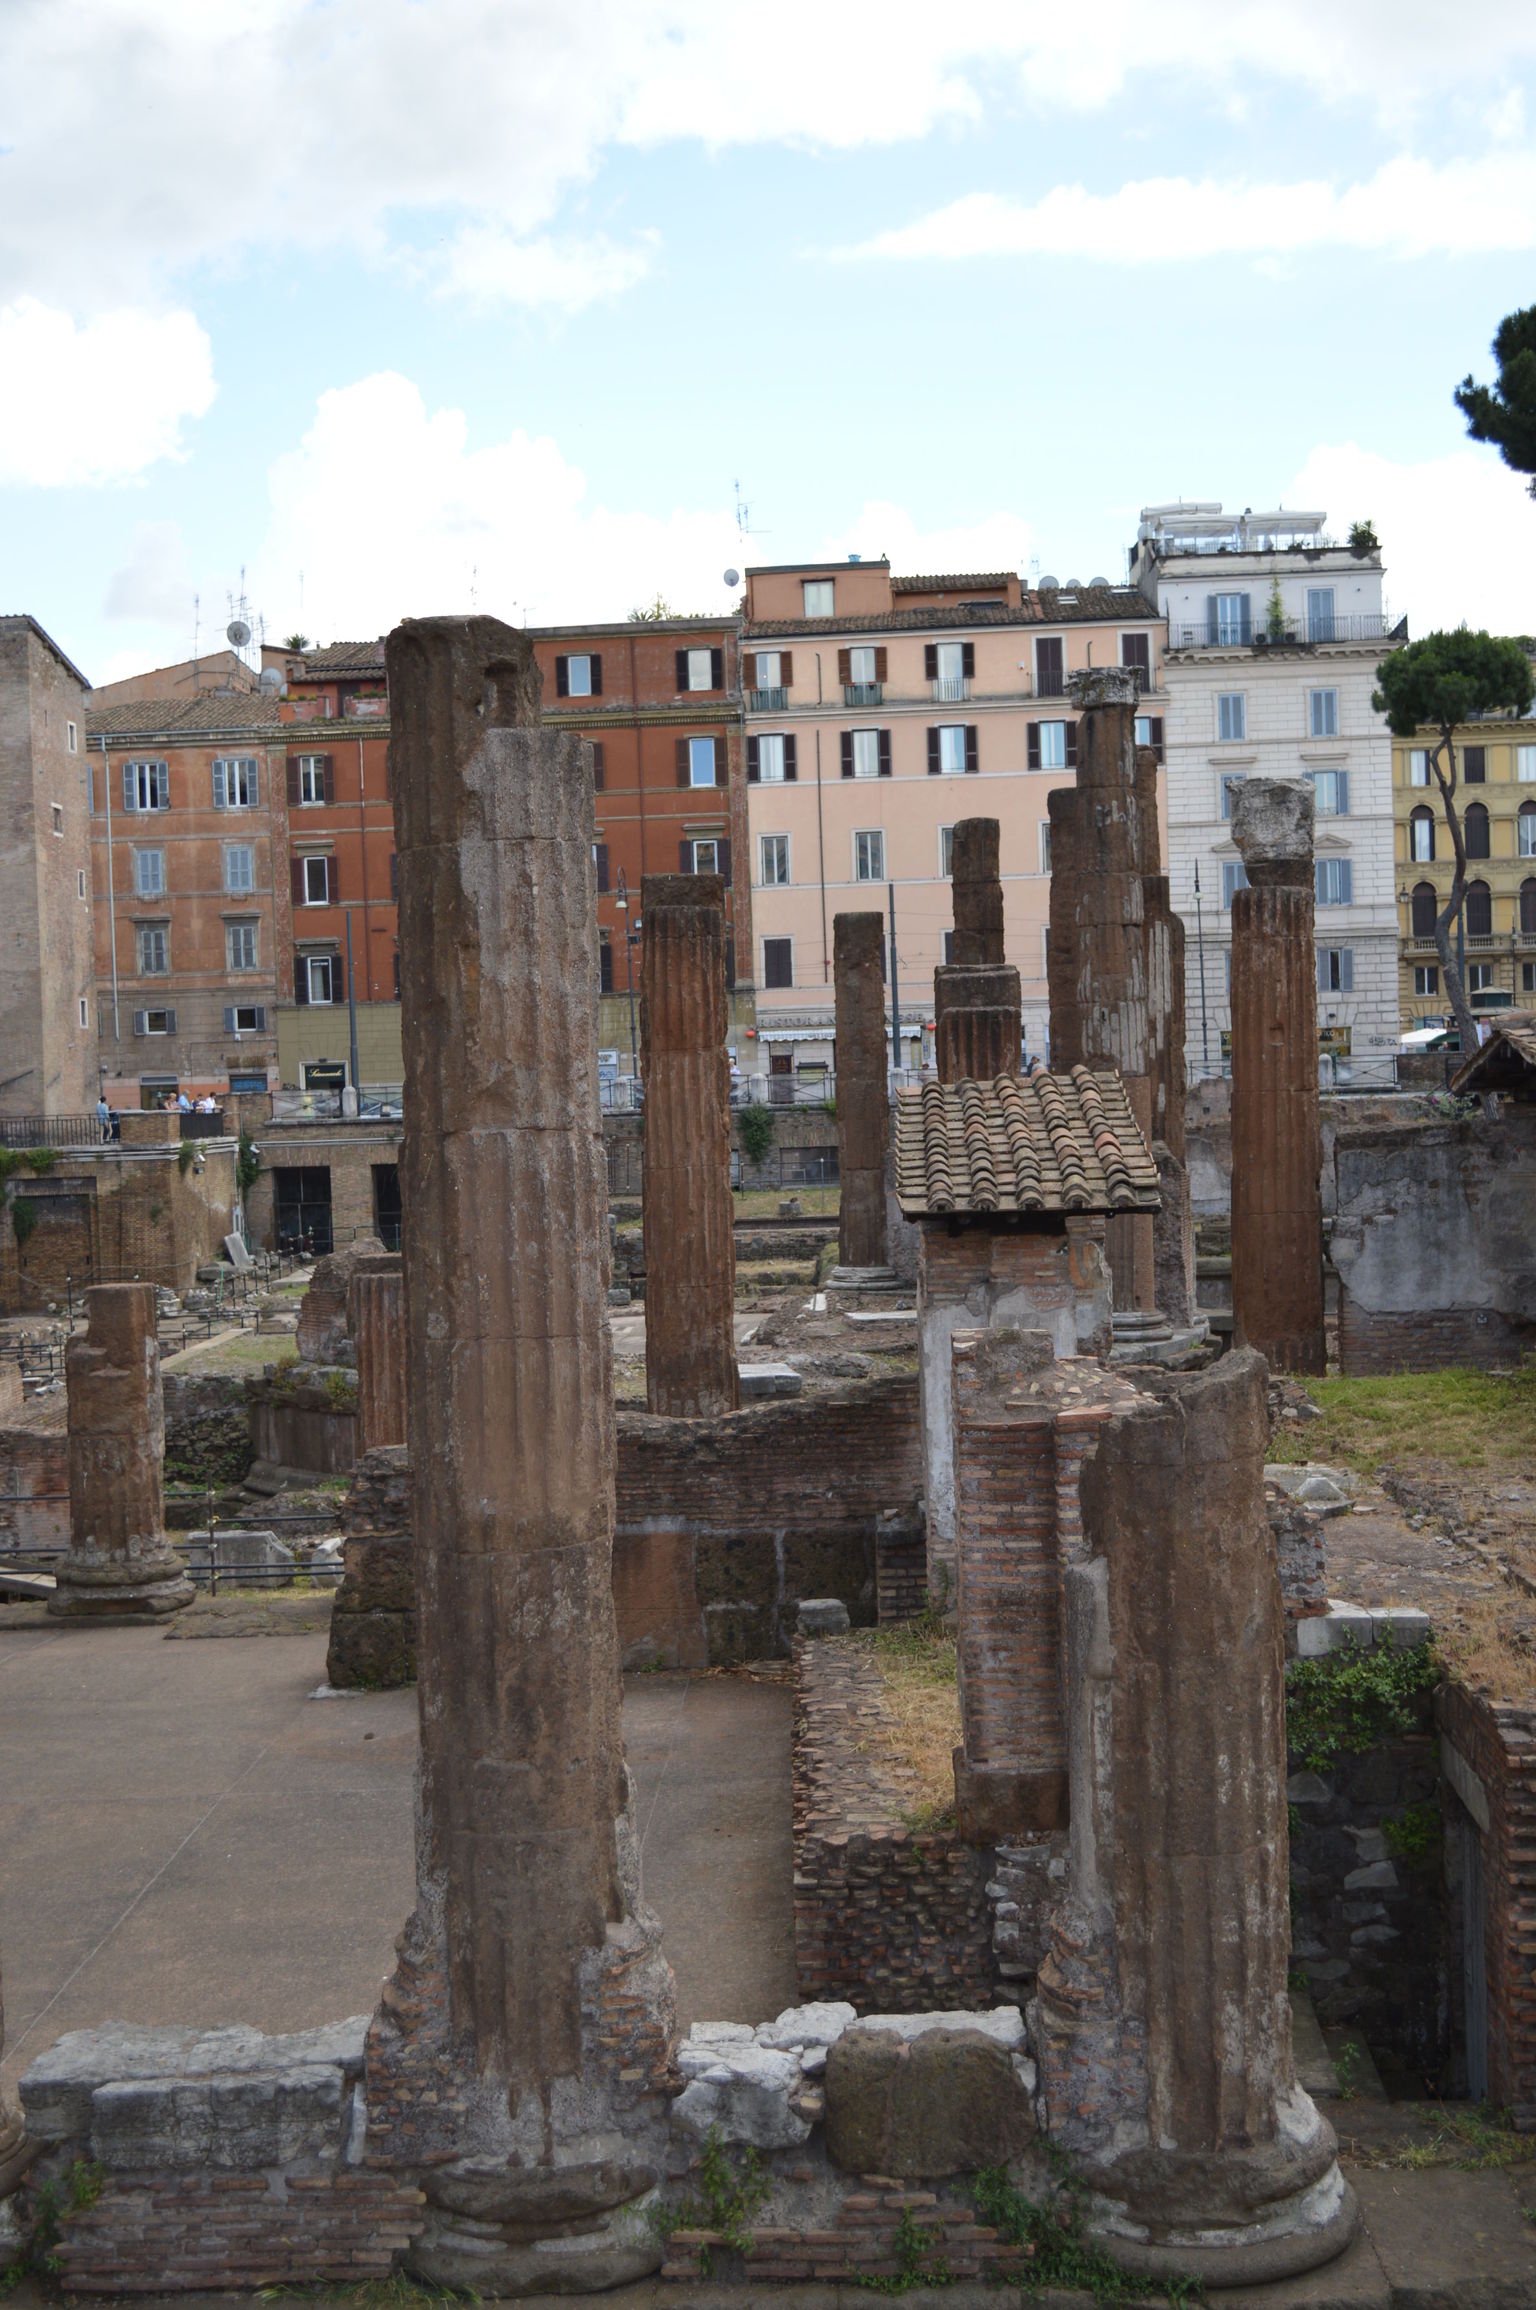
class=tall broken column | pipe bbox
[350,1260,407,1454]
[367,617,675,2295]
[1034,1350,1356,2283]
[49,1284,193,1620]
[833,911,889,1267]
[934,820,1022,1082]
[0,1947,27,2204]
[641,873,738,1416]
[1230,779,1325,1375]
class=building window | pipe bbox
[1465,803,1491,860]
[750,733,795,784]
[933,640,969,701]
[944,930,956,965]
[756,650,782,689]
[854,829,885,882]
[226,1003,265,1033]
[135,1010,175,1036]
[50,803,64,836]
[78,996,88,1026]
[136,925,169,974]
[1030,720,1068,772]
[1410,881,1437,938]
[1522,878,1536,936]
[1309,688,1339,738]
[591,740,605,790]
[1469,961,1495,993]
[133,848,166,897]
[1317,947,1354,993]
[1521,803,1536,859]
[556,652,600,698]
[1466,879,1493,937]
[77,869,86,900]
[226,924,259,972]
[66,720,77,753]
[1409,807,1435,862]
[123,759,169,812]
[1517,745,1536,782]
[1408,748,1430,787]
[687,838,720,875]
[1315,857,1353,906]
[303,953,338,1004]
[1464,745,1487,783]
[1134,714,1164,761]
[1213,592,1251,645]
[1525,962,1536,994]
[598,931,614,993]
[213,757,259,808]
[1413,965,1439,995]
[301,854,332,904]
[1035,637,1065,697]
[1220,772,1247,820]
[679,646,722,694]
[295,754,328,804]
[939,825,955,877]
[1039,822,1052,874]
[1121,633,1151,684]
[845,728,887,779]
[592,842,609,894]
[1311,768,1349,816]
[1306,588,1336,642]
[1217,692,1246,743]
[803,580,833,617]
[848,645,877,688]
[682,735,718,787]
[762,936,793,989]
[930,723,975,775]
[1221,860,1249,908]
[759,833,789,886]
[224,844,255,894]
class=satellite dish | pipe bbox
[1064,578,1082,591]
[258,667,282,694]
[1089,575,1110,589]
[723,568,741,589]
[227,618,251,648]
[1039,575,1060,591]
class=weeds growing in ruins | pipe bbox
[0,2160,106,2296]
[854,2203,952,2292]
[972,2160,1201,2303]
[861,1615,961,1828]
[1379,2103,1536,2173]
[650,2123,770,2274]
[1264,1364,1536,1477]
[1382,1798,1441,1864]
[1284,1640,1439,1773]
[737,1102,776,1170]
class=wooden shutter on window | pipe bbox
[326,855,340,902]
[965,725,979,773]
[840,732,854,778]
[389,852,398,898]
[556,655,569,697]
[675,650,689,692]
[924,644,938,680]
[286,757,301,805]
[743,653,757,690]
[155,762,169,809]
[1065,722,1078,770]
[927,728,941,775]
[594,844,609,894]
[878,730,892,778]
[1465,745,1486,782]
[212,762,227,809]
[873,647,886,683]
[784,735,797,782]
[713,735,726,784]
[332,951,345,1000]
[747,737,760,783]
[600,939,614,994]
[322,755,335,803]
[780,651,793,686]
[291,859,305,903]
[710,647,724,690]
[1148,717,1163,758]
[1027,723,1041,771]
[719,839,732,885]
[590,654,603,697]
[837,648,852,685]
[1205,595,1220,645]
[679,839,692,872]
[294,959,309,1006]
[592,740,605,790]
[122,764,136,812]
[724,936,735,988]
[676,738,690,786]
[962,642,975,678]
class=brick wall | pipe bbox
[0,1422,68,1552]
[0,1144,239,1314]
[1437,1680,1536,2125]
[792,1636,995,2012]
[1337,1303,1533,1376]
[952,1372,1061,1779]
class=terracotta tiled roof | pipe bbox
[744,585,1152,641]
[1450,1012,1536,1096]
[891,571,1014,594]
[86,695,287,740]
[287,640,386,673]
[893,1068,1160,1219]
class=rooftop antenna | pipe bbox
[226,567,256,680]
[734,480,749,543]
[469,563,479,611]
[192,592,201,696]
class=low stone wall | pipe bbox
[1438,1680,1536,2123]
[325,1448,414,1689]
[247,1368,358,1475]
[0,1423,67,1554]
[792,1636,994,2013]
[162,1372,253,1488]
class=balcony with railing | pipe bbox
[1169,612,1403,651]
[843,682,883,708]
[932,676,970,703]
[749,686,787,712]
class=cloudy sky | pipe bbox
[3,1,1535,684]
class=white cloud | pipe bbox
[0,301,215,485]
[104,521,193,623]
[435,228,658,312]
[1287,443,1536,634]
[850,151,1536,265]
[817,500,1036,582]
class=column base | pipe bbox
[1095,2170,1357,2286]
[1108,1310,1212,1368]
[954,1752,1067,1842]
[48,1569,195,1620]
[407,2175,663,2295]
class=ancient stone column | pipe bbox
[367,617,675,2295]
[49,1284,193,1620]
[641,873,738,1416]
[833,912,889,1268]
[350,1261,406,1453]
[934,819,1022,1082]
[0,1946,28,2202]
[1230,780,1325,1374]
[1034,1350,1356,2284]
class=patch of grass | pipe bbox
[1432,1590,1536,1703]
[1265,1365,1536,1476]
[859,1615,961,1827]
[731,1185,840,1219]
[973,2160,1201,2303]
[1385,2105,1536,2172]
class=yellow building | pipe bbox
[1394,701,1536,1027]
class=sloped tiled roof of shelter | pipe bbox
[890,571,1015,594]
[745,584,1154,640]
[1450,1013,1536,1099]
[894,1068,1160,1219]
[287,641,386,672]
[86,694,288,740]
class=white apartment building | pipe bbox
[1129,504,1404,1083]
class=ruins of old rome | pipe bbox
[4,18,1536,2304]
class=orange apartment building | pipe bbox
[741,560,1166,1079]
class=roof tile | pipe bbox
[894,1067,1160,1218]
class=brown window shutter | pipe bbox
[294,957,308,1005]
[594,843,609,893]
[924,643,938,680]
[326,855,339,902]
[781,650,793,686]
[1149,718,1163,756]
[1066,721,1078,769]
[332,950,345,1000]
[291,857,304,903]
[878,729,892,777]
[724,935,735,988]
[747,736,760,783]
[719,838,732,885]
[592,740,605,790]
[675,649,688,692]
[965,725,979,773]
[556,655,569,698]
[837,647,851,685]
[1027,723,1040,771]
[679,839,692,872]
[784,735,797,782]
[840,732,854,778]
[710,647,724,690]
[743,652,757,690]
[323,754,335,803]
[599,938,614,994]
[286,757,301,806]
[927,728,940,775]
[874,646,887,683]
[590,654,602,697]
[962,641,975,678]
[676,738,690,786]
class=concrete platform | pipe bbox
[0,1620,794,2096]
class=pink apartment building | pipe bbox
[741,560,1166,1084]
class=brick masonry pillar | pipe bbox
[834,911,889,1267]
[349,1261,406,1453]
[50,1283,193,1621]
[1230,780,1325,1375]
[641,873,739,1417]
[950,818,1005,967]
[1037,1350,1356,2283]
[934,816,1022,1082]
[368,616,675,2294]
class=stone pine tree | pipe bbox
[1373,631,1535,1058]
[1456,305,1536,495]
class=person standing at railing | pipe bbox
[96,1096,111,1143]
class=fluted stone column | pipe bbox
[834,912,889,1268]
[934,819,1022,1082]
[366,617,675,2296]
[1231,780,1325,1374]
[350,1261,406,1453]
[0,1947,28,2202]
[1035,1350,1355,2284]
[641,873,738,1416]
[49,1284,193,1620]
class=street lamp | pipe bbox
[614,869,641,1088]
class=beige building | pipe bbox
[0,616,98,1117]
[1393,694,1536,1028]
[741,561,1166,1078]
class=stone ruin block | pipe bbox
[51,1284,193,1622]
[294,1237,391,1366]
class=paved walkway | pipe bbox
[0,1619,793,2095]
